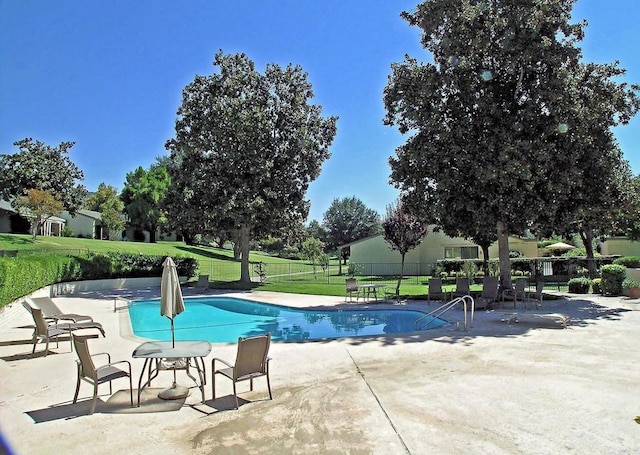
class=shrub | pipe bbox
[592,278,602,294]
[600,264,626,296]
[613,256,640,268]
[623,277,640,289]
[568,277,591,294]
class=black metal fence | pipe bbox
[200,256,619,286]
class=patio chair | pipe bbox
[196,274,209,290]
[72,335,133,415]
[475,276,499,310]
[23,302,105,356]
[427,278,447,303]
[345,278,362,302]
[526,281,545,310]
[451,277,470,300]
[500,279,527,309]
[25,296,94,323]
[211,334,272,409]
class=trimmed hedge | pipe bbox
[599,264,626,296]
[568,277,591,294]
[0,252,198,308]
[613,256,640,268]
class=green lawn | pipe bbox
[1,234,543,300]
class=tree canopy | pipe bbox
[121,164,171,243]
[86,183,125,240]
[165,51,337,282]
[0,138,87,214]
[382,199,428,297]
[14,189,64,240]
[384,0,638,287]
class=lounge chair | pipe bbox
[451,277,470,300]
[427,278,447,302]
[211,334,272,409]
[72,335,133,415]
[345,278,362,302]
[475,276,499,310]
[23,302,105,356]
[25,296,94,323]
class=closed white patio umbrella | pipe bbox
[158,256,188,400]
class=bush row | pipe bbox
[0,252,198,308]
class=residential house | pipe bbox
[59,209,105,239]
[0,199,65,235]
[346,229,538,275]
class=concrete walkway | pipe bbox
[1,288,639,454]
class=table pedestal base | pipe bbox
[158,382,190,400]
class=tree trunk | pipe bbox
[395,253,405,297]
[239,224,251,283]
[580,227,597,278]
[338,247,343,275]
[497,220,512,290]
[149,224,157,243]
[481,244,490,276]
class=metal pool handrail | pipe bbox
[414,295,475,331]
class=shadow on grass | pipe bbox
[176,245,237,262]
[0,234,33,245]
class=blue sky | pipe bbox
[1,0,638,223]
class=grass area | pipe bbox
[1,233,561,300]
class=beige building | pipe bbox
[59,209,105,239]
[599,237,640,256]
[346,229,538,275]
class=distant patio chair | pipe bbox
[72,335,133,415]
[475,276,499,310]
[427,278,447,303]
[500,279,527,309]
[451,277,470,300]
[211,334,272,409]
[196,274,209,290]
[526,281,545,310]
[345,278,362,302]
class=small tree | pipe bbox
[14,189,64,239]
[382,199,429,298]
[302,237,327,277]
[85,183,125,240]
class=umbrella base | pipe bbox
[158,383,190,400]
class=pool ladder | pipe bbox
[414,295,475,332]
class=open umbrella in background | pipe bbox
[158,256,188,400]
[546,242,576,251]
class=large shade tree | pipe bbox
[0,138,87,214]
[384,0,637,288]
[121,164,171,243]
[541,62,639,275]
[165,51,337,282]
[322,196,381,274]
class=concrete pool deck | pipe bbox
[1,288,639,454]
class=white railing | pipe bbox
[414,295,475,331]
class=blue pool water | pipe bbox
[128,297,447,343]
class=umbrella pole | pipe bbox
[171,318,175,348]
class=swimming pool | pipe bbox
[128,297,447,342]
